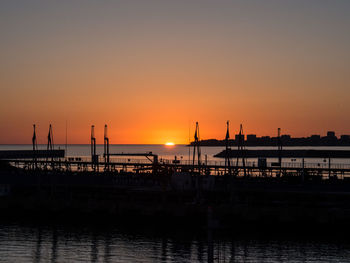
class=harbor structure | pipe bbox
[1,123,350,229]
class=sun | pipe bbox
[165,142,175,146]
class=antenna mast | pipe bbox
[192,122,201,173]
[278,128,282,165]
[65,120,68,154]
[47,124,54,151]
[91,125,97,171]
[104,124,110,171]
[225,121,231,175]
[47,124,54,169]
[236,124,247,177]
[32,124,37,169]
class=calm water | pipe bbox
[1,144,350,165]
[0,144,222,161]
[0,222,350,263]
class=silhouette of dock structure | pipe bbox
[2,124,350,229]
[1,123,350,180]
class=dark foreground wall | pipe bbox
[2,169,350,230]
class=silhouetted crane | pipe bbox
[47,124,54,169]
[32,124,37,169]
[236,124,247,177]
[192,122,201,173]
[47,124,54,151]
[225,121,231,175]
[278,128,282,166]
[91,125,97,171]
[104,124,110,171]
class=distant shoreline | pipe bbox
[0,144,187,146]
[189,144,350,147]
[190,139,350,147]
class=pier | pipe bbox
[2,124,350,229]
[1,123,350,181]
[2,152,350,180]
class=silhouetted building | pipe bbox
[311,135,321,140]
[247,134,257,142]
[322,131,338,145]
[235,134,244,143]
[327,131,336,138]
[281,135,291,144]
[310,135,321,145]
[193,131,349,146]
[340,135,350,144]
[260,136,271,145]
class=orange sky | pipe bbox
[1,1,350,144]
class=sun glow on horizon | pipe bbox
[165,142,175,146]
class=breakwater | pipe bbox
[215,149,350,158]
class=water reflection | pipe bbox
[33,228,42,263]
[90,232,98,263]
[0,222,350,262]
[51,229,58,263]
[103,233,112,263]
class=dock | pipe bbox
[1,152,350,180]
[2,124,350,229]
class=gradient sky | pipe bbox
[1,0,350,144]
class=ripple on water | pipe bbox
[0,223,350,262]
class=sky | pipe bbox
[0,0,350,144]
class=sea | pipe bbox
[1,221,350,263]
[1,144,350,262]
[1,144,350,165]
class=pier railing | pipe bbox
[90,156,350,170]
[6,156,350,169]
[4,156,350,179]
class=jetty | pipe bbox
[1,123,350,229]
